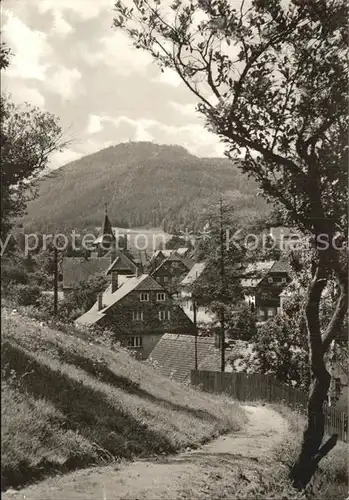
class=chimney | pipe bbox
[98,292,103,311]
[111,271,119,293]
[136,267,141,278]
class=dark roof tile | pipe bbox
[148,334,221,383]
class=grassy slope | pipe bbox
[1,309,245,491]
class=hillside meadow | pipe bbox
[1,309,246,491]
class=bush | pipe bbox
[36,273,110,323]
[226,302,257,341]
[37,294,84,323]
[253,313,309,389]
[1,257,29,288]
[10,284,42,307]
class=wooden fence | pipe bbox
[191,370,348,443]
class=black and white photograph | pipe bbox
[1,0,348,498]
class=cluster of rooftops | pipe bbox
[61,209,295,332]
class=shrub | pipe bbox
[226,301,257,341]
[10,284,42,307]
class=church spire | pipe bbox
[93,203,115,255]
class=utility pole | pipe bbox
[219,198,225,372]
[53,244,58,316]
[193,297,198,370]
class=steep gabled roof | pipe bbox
[269,260,292,274]
[241,260,291,289]
[151,253,192,276]
[151,248,189,260]
[176,247,189,256]
[105,256,133,274]
[241,261,275,288]
[181,262,207,287]
[75,274,163,326]
[151,249,173,260]
[105,248,139,275]
[166,253,194,269]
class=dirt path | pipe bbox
[4,405,288,500]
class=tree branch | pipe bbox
[322,280,348,352]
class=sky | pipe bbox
[1,0,226,169]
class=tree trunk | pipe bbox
[290,262,347,489]
[289,362,335,489]
[220,308,225,372]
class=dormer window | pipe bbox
[140,292,149,302]
[157,292,166,302]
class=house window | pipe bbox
[267,308,275,318]
[258,307,266,319]
[159,309,171,321]
[140,292,149,302]
[281,277,287,283]
[268,277,273,283]
[163,276,169,283]
[132,310,144,321]
[127,336,143,348]
[157,292,166,302]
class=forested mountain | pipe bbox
[22,142,270,233]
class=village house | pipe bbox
[150,253,194,295]
[178,262,216,327]
[149,247,190,271]
[75,271,196,359]
[62,207,141,295]
[241,260,291,322]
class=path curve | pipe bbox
[4,405,288,500]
